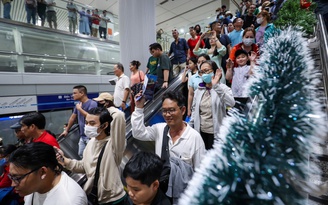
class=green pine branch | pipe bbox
[274,0,317,35]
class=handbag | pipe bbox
[159,125,171,193]
[131,71,144,96]
[87,141,108,205]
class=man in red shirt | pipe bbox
[19,112,60,148]
[91,8,100,37]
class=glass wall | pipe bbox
[0,21,120,75]
[0,109,72,145]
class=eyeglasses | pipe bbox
[8,167,40,184]
[199,69,213,74]
[162,107,182,115]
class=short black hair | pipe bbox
[197,54,211,61]
[116,62,124,72]
[0,144,17,158]
[73,85,87,95]
[9,142,62,174]
[123,151,163,186]
[162,91,185,107]
[20,112,46,129]
[149,43,162,51]
[235,49,249,59]
[188,57,197,65]
[87,107,113,136]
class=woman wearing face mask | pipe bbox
[55,107,127,205]
[229,27,259,67]
[255,10,275,48]
[186,55,211,117]
[189,60,235,150]
[194,30,227,84]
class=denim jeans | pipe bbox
[78,137,89,158]
[25,5,36,25]
[3,3,11,19]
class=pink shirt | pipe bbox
[130,70,145,86]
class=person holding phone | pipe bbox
[193,31,227,84]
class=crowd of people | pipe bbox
[1,0,322,204]
[1,0,111,38]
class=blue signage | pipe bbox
[36,93,99,111]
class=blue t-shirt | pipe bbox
[169,38,189,64]
[188,72,203,91]
[228,29,244,47]
[73,99,98,139]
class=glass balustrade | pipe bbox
[0,20,119,75]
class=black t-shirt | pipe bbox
[157,54,173,84]
[125,189,171,205]
[242,14,256,29]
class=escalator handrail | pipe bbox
[316,14,328,115]
[125,73,184,140]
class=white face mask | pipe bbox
[84,125,100,138]
[243,38,255,46]
[256,17,264,24]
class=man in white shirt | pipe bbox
[131,91,205,170]
[9,142,87,205]
[113,63,130,114]
[99,10,111,39]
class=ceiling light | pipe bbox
[113,32,119,36]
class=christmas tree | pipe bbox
[274,0,317,36]
[179,28,326,205]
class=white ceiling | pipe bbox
[5,0,238,38]
[73,0,238,36]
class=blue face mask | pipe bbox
[202,72,214,83]
[227,16,231,19]
[219,15,224,20]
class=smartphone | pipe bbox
[54,148,64,162]
[203,30,212,38]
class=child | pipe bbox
[123,151,171,205]
[226,49,257,97]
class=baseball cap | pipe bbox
[10,122,21,130]
[93,92,113,102]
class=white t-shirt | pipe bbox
[231,65,250,97]
[113,74,130,107]
[99,13,110,28]
[24,172,88,205]
[45,0,56,11]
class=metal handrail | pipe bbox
[317,14,328,114]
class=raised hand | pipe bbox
[212,68,222,85]
[226,58,234,70]
[249,51,257,62]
